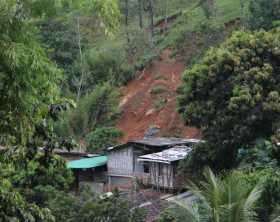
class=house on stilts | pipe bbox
[106,137,200,190]
[138,146,192,190]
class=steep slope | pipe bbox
[116,49,200,142]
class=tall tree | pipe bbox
[0,0,63,146]
[178,28,280,170]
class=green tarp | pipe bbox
[67,156,107,169]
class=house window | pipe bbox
[144,164,150,173]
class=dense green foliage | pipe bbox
[28,185,146,222]
[0,0,141,221]
[237,140,280,221]
[84,47,135,87]
[85,127,123,152]
[3,0,280,221]
[0,179,54,222]
[178,28,280,170]
[158,168,262,222]
[55,83,120,141]
[248,0,280,30]
[70,190,146,222]
[0,0,63,146]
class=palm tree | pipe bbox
[270,205,280,222]
[173,168,262,222]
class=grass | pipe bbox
[154,98,167,110]
[91,0,249,87]
[150,85,168,95]
[154,73,168,81]
[156,0,250,50]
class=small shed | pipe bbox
[67,155,108,193]
[138,146,192,190]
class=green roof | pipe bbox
[67,156,107,169]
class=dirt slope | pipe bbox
[116,49,200,142]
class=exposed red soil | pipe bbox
[155,11,182,29]
[116,49,200,142]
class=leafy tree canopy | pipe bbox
[178,28,280,169]
[0,177,54,222]
[85,127,123,152]
[55,83,120,139]
[0,0,64,146]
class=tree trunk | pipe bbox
[138,0,143,29]
[76,16,85,101]
[125,0,129,26]
[165,0,168,26]
[148,0,154,45]
[125,0,130,43]
[240,0,245,23]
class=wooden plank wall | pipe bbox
[107,146,134,176]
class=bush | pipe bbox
[150,85,168,95]
[154,98,167,110]
[156,205,188,222]
[85,127,123,152]
[73,188,146,222]
[135,49,158,71]
[111,63,135,86]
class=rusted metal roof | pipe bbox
[108,137,200,151]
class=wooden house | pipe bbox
[106,137,200,190]
[138,146,192,190]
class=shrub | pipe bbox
[85,127,123,152]
[150,85,168,95]
[111,63,135,86]
[156,205,188,222]
[154,98,167,110]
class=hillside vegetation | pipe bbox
[1,0,280,221]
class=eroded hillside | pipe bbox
[116,49,200,141]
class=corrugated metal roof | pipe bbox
[67,156,107,169]
[108,137,201,151]
[131,137,200,147]
[138,146,192,164]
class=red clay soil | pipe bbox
[116,49,200,142]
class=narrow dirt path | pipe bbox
[116,49,200,142]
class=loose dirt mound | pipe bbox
[116,49,200,142]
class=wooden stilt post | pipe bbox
[74,169,80,194]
